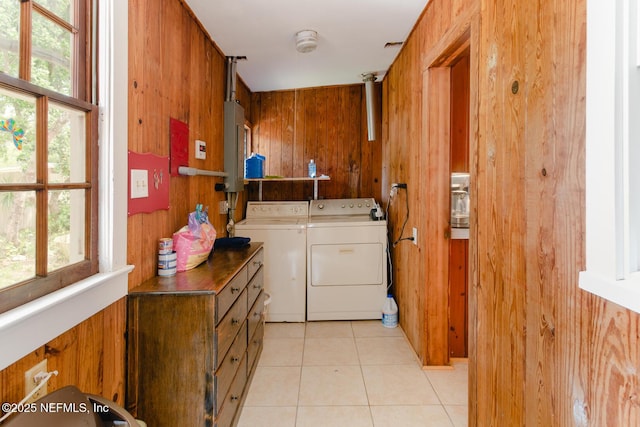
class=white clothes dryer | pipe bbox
[306,198,388,321]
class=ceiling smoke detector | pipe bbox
[295,30,318,53]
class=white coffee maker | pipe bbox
[451,172,470,228]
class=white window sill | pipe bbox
[579,271,640,314]
[0,265,134,370]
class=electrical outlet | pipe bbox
[219,200,229,214]
[412,227,418,246]
[25,359,48,404]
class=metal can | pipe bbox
[158,238,173,254]
[158,251,177,274]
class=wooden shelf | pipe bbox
[245,176,330,200]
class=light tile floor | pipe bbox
[238,320,468,427]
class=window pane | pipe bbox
[48,103,85,183]
[31,11,73,96]
[0,0,20,77]
[0,191,36,289]
[48,189,85,272]
[36,0,74,25]
[0,87,37,183]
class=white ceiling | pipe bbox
[184,0,429,93]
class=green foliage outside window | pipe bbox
[0,0,82,288]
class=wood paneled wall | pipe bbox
[0,0,248,410]
[385,0,640,425]
[127,0,251,287]
[249,85,382,201]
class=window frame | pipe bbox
[19,0,92,101]
[0,0,131,370]
[579,0,640,313]
[0,0,98,314]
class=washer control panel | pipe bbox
[245,201,309,219]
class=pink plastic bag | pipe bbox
[173,208,216,271]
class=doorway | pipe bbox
[419,12,479,425]
[448,51,470,358]
[421,28,475,366]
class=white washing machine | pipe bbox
[306,198,388,321]
[235,201,308,322]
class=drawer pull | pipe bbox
[253,283,262,289]
[230,395,240,402]
[231,286,240,293]
[253,260,262,267]
[253,311,261,318]
[253,339,262,345]
[231,356,240,363]
[231,318,240,325]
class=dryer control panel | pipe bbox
[309,198,376,217]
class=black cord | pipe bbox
[385,198,393,292]
[392,187,413,247]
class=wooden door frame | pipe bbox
[419,9,479,426]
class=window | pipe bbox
[0,0,97,313]
[579,0,640,313]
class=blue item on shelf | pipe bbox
[245,153,265,178]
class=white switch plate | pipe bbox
[130,169,149,199]
[412,227,418,245]
[195,140,206,159]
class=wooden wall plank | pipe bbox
[522,0,560,424]
[467,11,481,424]
[423,66,451,366]
[449,239,468,358]
[476,0,528,423]
[450,54,470,172]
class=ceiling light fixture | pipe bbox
[295,30,318,53]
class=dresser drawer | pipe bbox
[215,356,248,427]
[247,319,264,375]
[214,321,247,415]
[247,267,264,310]
[216,266,248,324]
[216,289,248,366]
[247,248,264,279]
[247,291,265,343]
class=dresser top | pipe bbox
[130,242,263,295]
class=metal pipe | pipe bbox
[226,57,238,102]
[178,166,228,177]
[363,73,377,141]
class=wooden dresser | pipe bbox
[126,243,265,427]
